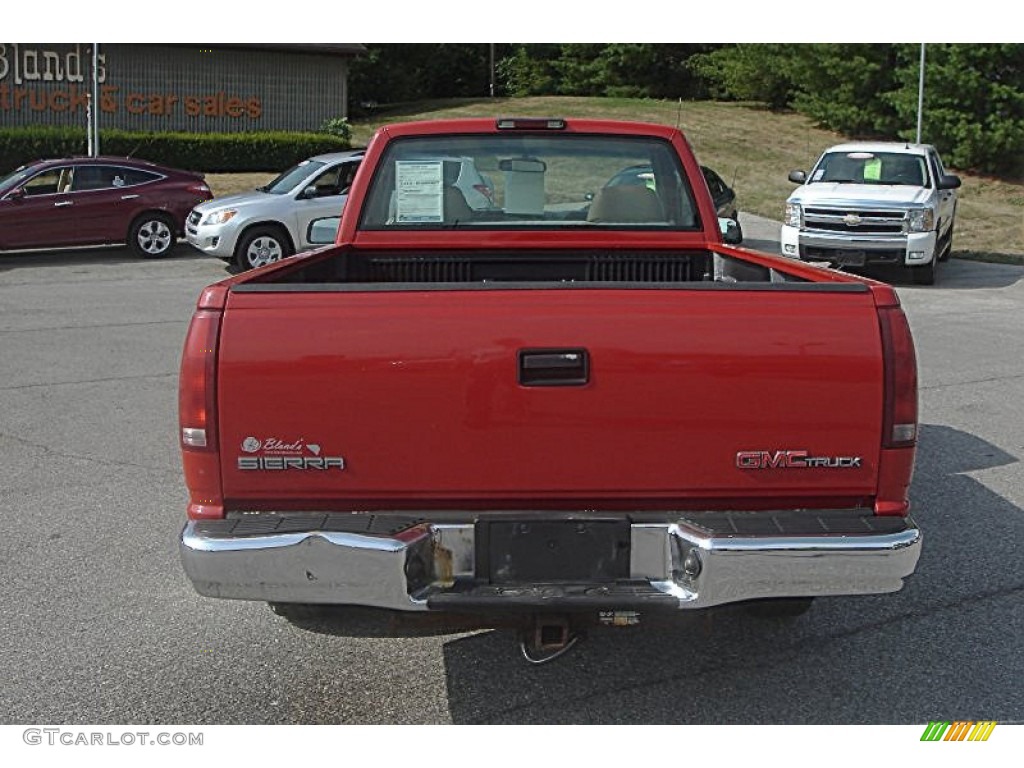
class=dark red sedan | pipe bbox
[0,156,213,258]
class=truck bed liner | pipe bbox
[239,248,844,288]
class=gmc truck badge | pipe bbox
[736,450,863,469]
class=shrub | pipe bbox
[318,117,353,141]
[0,127,351,175]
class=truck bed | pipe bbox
[245,246,808,287]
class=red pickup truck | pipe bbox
[179,118,921,653]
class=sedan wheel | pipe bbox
[130,215,174,258]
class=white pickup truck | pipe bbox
[781,142,961,285]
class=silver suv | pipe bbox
[186,151,364,270]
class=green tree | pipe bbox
[553,44,610,96]
[497,44,560,97]
[533,44,718,99]
[690,44,797,108]
[789,44,901,137]
[888,44,1024,174]
[353,44,722,103]
[348,44,499,111]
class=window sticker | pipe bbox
[395,161,444,223]
[863,157,882,181]
[812,169,825,181]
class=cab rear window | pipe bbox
[359,134,701,232]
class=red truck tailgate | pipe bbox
[216,286,884,508]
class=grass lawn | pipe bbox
[207,96,1023,262]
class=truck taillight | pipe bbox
[179,308,224,519]
[179,309,221,450]
[878,306,918,450]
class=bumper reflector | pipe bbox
[182,427,208,448]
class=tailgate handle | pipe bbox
[518,349,589,387]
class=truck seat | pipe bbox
[444,186,474,223]
[587,185,665,224]
[885,157,924,186]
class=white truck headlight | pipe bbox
[906,208,934,232]
[784,202,802,228]
[201,209,238,226]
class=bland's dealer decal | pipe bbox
[237,436,345,471]
[736,450,862,469]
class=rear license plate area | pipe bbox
[477,519,631,584]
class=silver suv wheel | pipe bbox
[236,226,293,270]
[245,236,284,268]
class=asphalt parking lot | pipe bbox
[1,225,1022,725]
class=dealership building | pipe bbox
[0,43,364,133]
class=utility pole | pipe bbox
[90,43,101,156]
[916,43,926,144]
[86,93,93,157]
[489,43,495,98]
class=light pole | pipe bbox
[916,43,925,144]
[86,92,93,157]
[90,43,101,156]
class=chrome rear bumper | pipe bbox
[180,511,921,612]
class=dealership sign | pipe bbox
[0,43,106,84]
[0,43,262,120]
